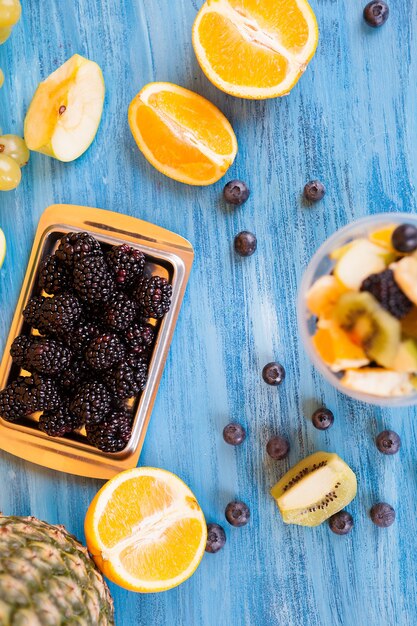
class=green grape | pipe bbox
[0,68,3,88]
[0,153,21,190]
[0,0,21,28]
[0,135,29,166]
[0,26,11,43]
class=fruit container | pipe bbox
[0,205,194,478]
[298,213,417,407]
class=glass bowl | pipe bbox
[297,213,417,407]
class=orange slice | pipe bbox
[313,320,370,372]
[192,0,319,99]
[368,224,396,251]
[85,467,207,592]
[128,82,238,185]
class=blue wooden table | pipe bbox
[1,1,416,624]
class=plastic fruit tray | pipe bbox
[0,205,194,478]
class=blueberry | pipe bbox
[266,435,290,460]
[328,511,354,535]
[205,523,226,553]
[311,407,334,430]
[262,362,285,386]
[304,180,326,202]
[224,180,250,205]
[225,500,250,527]
[376,430,401,455]
[363,1,389,27]
[370,502,396,527]
[234,231,257,257]
[391,224,417,253]
[223,423,246,446]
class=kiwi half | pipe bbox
[270,451,357,527]
[334,291,400,368]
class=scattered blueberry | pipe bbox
[303,180,326,202]
[391,223,417,253]
[223,423,246,446]
[376,430,401,455]
[328,511,354,535]
[266,435,290,460]
[311,407,334,430]
[363,1,389,28]
[370,502,396,527]
[262,362,285,386]
[225,500,250,527]
[223,180,250,206]
[234,231,257,257]
[205,523,226,553]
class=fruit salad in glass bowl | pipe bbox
[298,213,417,406]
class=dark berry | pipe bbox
[58,357,91,395]
[10,336,31,366]
[329,511,354,535]
[304,180,326,202]
[376,430,401,455]
[56,232,102,267]
[223,423,246,446]
[86,409,133,452]
[205,523,226,553]
[363,1,389,28]
[11,336,71,375]
[73,254,115,304]
[39,400,83,437]
[36,293,82,335]
[38,254,71,294]
[262,362,285,386]
[223,180,250,206]
[361,269,412,319]
[123,322,155,355]
[69,382,112,425]
[266,435,290,460]
[106,244,145,287]
[103,355,148,399]
[10,374,61,414]
[85,333,125,370]
[0,378,35,421]
[133,275,172,319]
[22,296,45,328]
[370,502,396,527]
[234,231,257,257]
[69,321,101,353]
[102,292,137,331]
[312,408,334,430]
[225,501,250,527]
[391,223,417,253]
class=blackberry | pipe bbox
[38,254,71,294]
[361,269,413,319]
[133,276,172,319]
[22,296,45,328]
[39,399,83,437]
[73,254,115,304]
[58,357,91,395]
[70,382,112,425]
[14,374,61,413]
[103,355,148,399]
[68,321,101,353]
[86,409,133,452]
[102,292,137,331]
[106,244,145,288]
[10,336,31,366]
[123,322,155,355]
[0,378,34,421]
[56,232,102,267]
[85,333,125,370]
[11,336,71,375]
[36,292,83,336]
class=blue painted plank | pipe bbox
[1,1,416,625]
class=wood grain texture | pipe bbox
[0,1,416,624]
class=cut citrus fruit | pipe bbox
[192,0,319,99]
[368,224,396,251]
[313,320,370,372]
[128,82,237,185]
[85,467,207,593]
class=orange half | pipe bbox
[128,82,238,185]
[85,467,207,592]
[192,0,319,99]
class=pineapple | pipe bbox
[0,515,114,625]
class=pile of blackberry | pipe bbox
[0,232,172,453]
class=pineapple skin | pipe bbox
[0,515,114,625]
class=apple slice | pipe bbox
[24,54,105,162]
[341,368,414,397]
[334,238,389,290]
